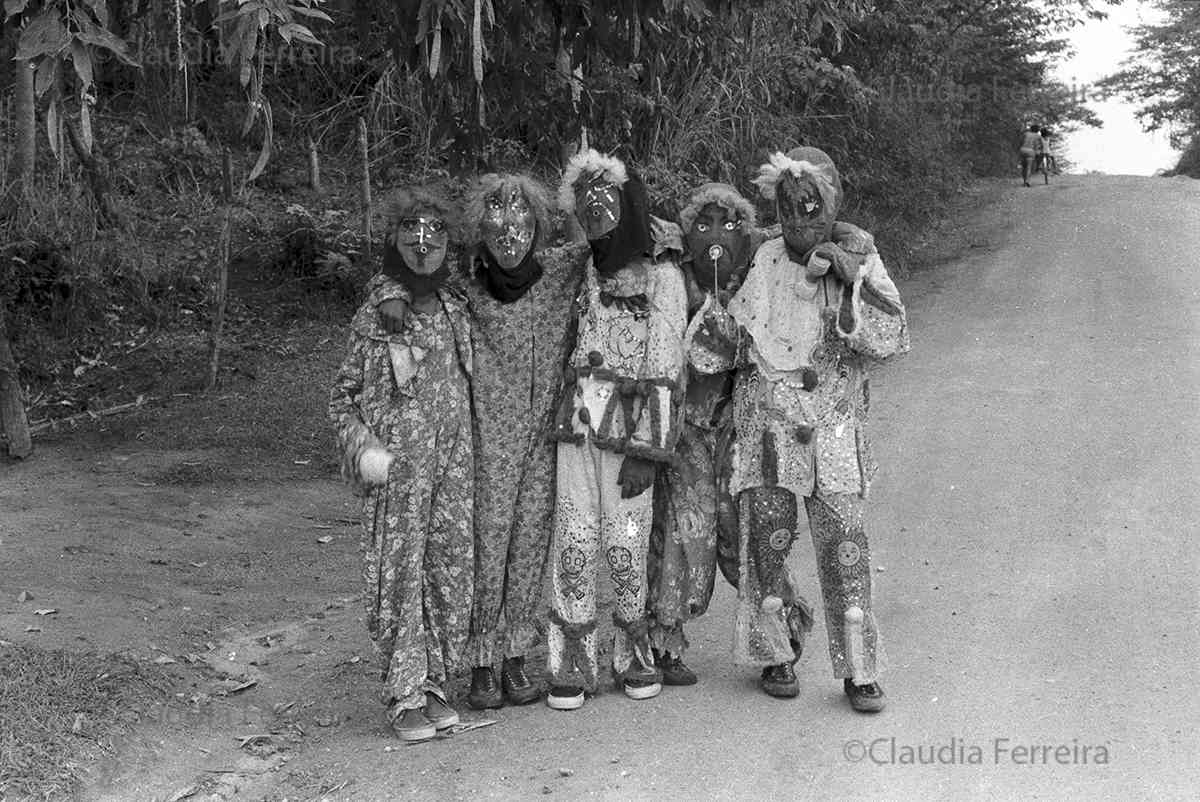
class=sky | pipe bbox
[1052,1,1181,175]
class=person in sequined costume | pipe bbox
[328,186,474,742]
[373,173,590,709]
[544,149,688,710]
[644,182,759,685]
[695,147,909,711]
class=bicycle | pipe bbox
[1034,152,1051,184]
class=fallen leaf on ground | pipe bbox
[34,609,57,616]
[228,680,257,694]
[17,591,33,602]
[316,536,333,544]
[167,784,199,802]
[25,626,42,633]
[154,655,178,664]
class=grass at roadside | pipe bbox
[0,644,164,801]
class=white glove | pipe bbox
[358,446,394,486]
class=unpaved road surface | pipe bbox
[3,174,1199,801]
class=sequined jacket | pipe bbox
[549,247,688,464]
[710,234,909,500]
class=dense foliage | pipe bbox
[1098,0,1200,176]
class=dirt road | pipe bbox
[4,174,1199,801]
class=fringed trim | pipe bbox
[558,149,629,213]
[678,182,757,233]
[752,151,838,210]
[547,608,598,640]
[648,621,689,658]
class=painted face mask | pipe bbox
[685,202,752,294]
[481,185,537,270]
[575,175,621,240]
[391,215,449,276]
[777,173,834,261]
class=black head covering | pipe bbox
[589,171,654,277]
[475,237,544,303]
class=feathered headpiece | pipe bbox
[462,173,554,247]
[558,148,630,213]
[751,146,843,213]
[677,182,757,233]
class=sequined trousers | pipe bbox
[733,489,883,683]
[646,420,739,658]
[547,441,661,691]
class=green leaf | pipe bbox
[34,55,59,99]
[4,0,29,21]
[16,11,70,62]
[74,13,139,66]
[290,5,332,23]
[70,40,94,90]
[83,0,109,28]
[247,97,274,182]
[278,22,321,46]
[45,97,60,160]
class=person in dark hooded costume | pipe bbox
[696,147,909,712]
[544,149,688,710]
[329,186,474,742]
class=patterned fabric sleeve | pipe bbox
[628,262,688,462]
[834,253,910,361]
[328,331,385,485]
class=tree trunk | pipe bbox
[5,56,36,204]
[64,116,122,228]
[0,307,33,459]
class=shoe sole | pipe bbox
[661,674,698,687]
[623,682,662,700]
[848,698,886,713]
[504,688,542,706]
[466,694,503,710]
[546,693,585,711]
[426,711,460,730]
[761,684,800,699]
[394,725,437,742]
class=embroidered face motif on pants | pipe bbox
[607,545,638,596]
[481,185,537,269]
[685,202,752,293]
[560,545,588,600]
[777,173,835,258]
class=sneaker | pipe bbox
[502,656,540,705]
[844,678,886,713]
[391,707,436,742]
[467,666,503,710]
[622,677,662,700]
[653,649,697,686]
[760,663,799,698]
[546,685,585,710]
[424,692,460,730]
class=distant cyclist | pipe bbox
[1038,127,1057,176]
[1019,124,1041,187]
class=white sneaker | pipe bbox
[546,686,585,710]
[623,680,662,700]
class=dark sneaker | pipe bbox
[546,685,585,711]
[653,649,698,686]
[501,656,540,705]
[760,663,799,698]
[424,692,460,730]
[844,678,886,713]
[467,666,503,710]
[391,707,436,742]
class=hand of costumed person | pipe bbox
[358,446,395,486]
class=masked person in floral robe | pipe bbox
[329,186,474,742]
[645,183,760,685]
[375,174,590,709]
[544,149,688,710]
[696,147,909,712]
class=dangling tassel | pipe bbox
[844,605,866,683]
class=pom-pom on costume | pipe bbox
[645,183,763,670]
[711,148,909,700]
[328,187,475,731]
[546,149,688,695]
